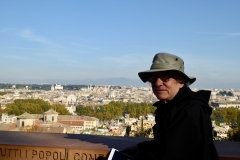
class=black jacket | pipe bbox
[137,85,219,160]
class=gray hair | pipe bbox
[172,72,191,86]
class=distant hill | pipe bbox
[0,77,149,87]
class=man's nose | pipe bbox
[154,78,164,86]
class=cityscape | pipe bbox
[0,83,240,141]
[1,1,240,159]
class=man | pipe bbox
[121,53,219,160]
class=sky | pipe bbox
[0,1,240,89]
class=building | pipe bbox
[211,102,240,109]
[17,112,35,127]
[1,113,17,123]
[44,109,58,122]
[0,108,99,134]
[55,84,63,90]
[67,94,77,105]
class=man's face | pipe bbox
[149,71,184,102]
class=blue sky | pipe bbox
[0,1,240,89]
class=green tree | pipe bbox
[0,91,13,95]
[134,128,153,138]
[76,101,156,121]
[51,104,71,115]
[76,105,93,116]
[5,99,51,115]
[212,107,239,125]
[228,124,240,141]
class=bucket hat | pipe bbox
[138,52,196,84]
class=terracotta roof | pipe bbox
[35,120,44,126]
[40,121,69,128]
[58,115,98,121]
[0,123,17,131]
[58,120,84,126]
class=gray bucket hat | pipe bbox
[138,52,196,84]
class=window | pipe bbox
[52,116,54,121]
[22,121,24,127]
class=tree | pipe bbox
[125,126,131,136]
[215,114,225,124]
[76,105,92,116]
[4,99,72,115]
[0,104,2,114]
[76,101,155,121]
[51,104,71,115]
[134,128,153,138]
[212,107,240,125]
[228,124,240,141]
[5,99,44,115]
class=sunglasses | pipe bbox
[147,74,172,83]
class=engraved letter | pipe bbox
[53,151,58,160]
[60,152,65,160]
[13,149,18,157]
[0,148,6,156]
[46,151,51,160]
[7,149,12,157]
[89,154,97,160]
[32,150,37,158]
[74,153,80,160]
[82,153,87,160]
[39,151,44,159]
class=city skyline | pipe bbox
[1,1,240,89]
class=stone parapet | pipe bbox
[0,131,149,160]
[0,131,239,160]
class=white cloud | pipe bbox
[197,32,240,36]
[196,32,240,40]
[227,32,240,36]
[19,29,56,46]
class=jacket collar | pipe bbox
[153,85,212,114]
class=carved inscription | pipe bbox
[31,150,65,160]
[67,149,108,160]
[0,145,66,160]
[0,145,109,160]
[73,153,105,160]
[0,148,21,158]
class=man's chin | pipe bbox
[156,95,167,101]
